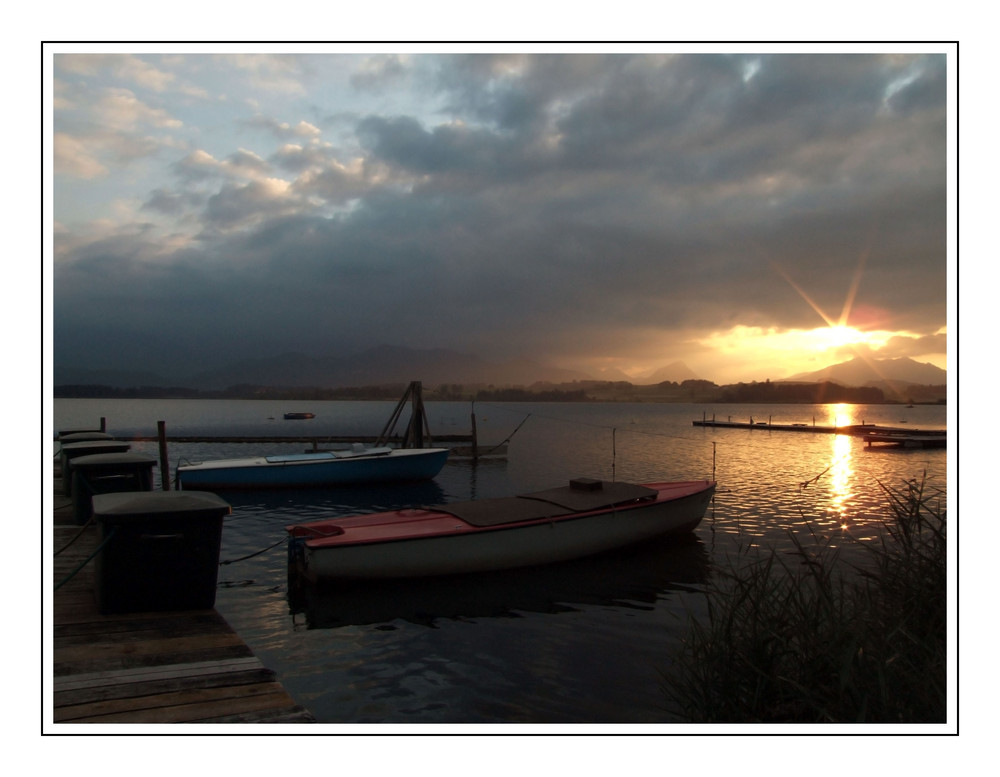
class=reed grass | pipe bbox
[663,474,947,723]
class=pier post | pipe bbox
[100,417,106,433]
[157,421,170,490]
[470,406,479,463]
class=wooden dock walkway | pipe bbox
[692,417,947,442]
[51,475,314,725]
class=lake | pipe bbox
[50,397,949,726]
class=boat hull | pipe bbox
[863,433,946,449]
[288,480,715,580]
[177,447,449,490]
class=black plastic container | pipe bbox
[70,453,157,525]
[92,491,231,614]
[59,440,131,495]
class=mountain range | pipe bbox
[783,357,946,387]
[53,347,945,391]
[55,346,595,391]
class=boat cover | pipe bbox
[431,481,657,528]
[264,447,393,464]
[521,481,658,511]
[432,496,572,526]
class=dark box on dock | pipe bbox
[70,453,157,525]
[59,440,131,495]
[92,491,231,614]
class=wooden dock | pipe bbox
[693,416,946,442]
[51,474,314,725]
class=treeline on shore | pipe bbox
[54,378,946,405]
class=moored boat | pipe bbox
[286,478,716,580]
[863,432,946,449]
[283,412,315,420]
[176,445,449,490]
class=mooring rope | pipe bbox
[54,515,95,556]
[54,526,117,591]
[478,412,532,455]
[219,535,289,566]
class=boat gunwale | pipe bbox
[288,480,716,550]
[177,446,449,472]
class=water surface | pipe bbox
[51,398,948,724]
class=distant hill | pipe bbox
[53,366,191,389]
[592,366,636,382]
[54,349,944,396]
[56,346,593,391]
[638,361,701,384]
[784,357,946,387]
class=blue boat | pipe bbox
[176,445,449,490]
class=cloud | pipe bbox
[57,53,177,92]
[350,54,409,91]
[54,132,107,178]
[53,80,185,182]
[214,53,308,95]
[93,87,183,132]
[245,115,323,141]
[52,51,950,382]
[141,188,206,216]
[203,178,295,230]
[834,332,948,363]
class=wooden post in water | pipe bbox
[408,382,426,449]
[470,405,479,463]
[100,417,106,432]
[157,420,170,490]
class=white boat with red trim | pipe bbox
[286,478,716,581]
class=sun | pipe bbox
[808,325,876,351]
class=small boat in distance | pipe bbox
[287,478,716,581]
[283,412,315,420]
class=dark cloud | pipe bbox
[53,51,949,381]
[141,187,205,215]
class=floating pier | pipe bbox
[693,414,946,446]
[51,464,313,724]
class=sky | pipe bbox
[48,44,953,385]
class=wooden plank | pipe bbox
[54,610,233,642]
[55,629,246,663]
[199,705,316,723]
[55,657,268,691]
[55,644,253,679]
[54,658,277,707]
[54,681,296,723]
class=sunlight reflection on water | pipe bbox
[53,398,948,723]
